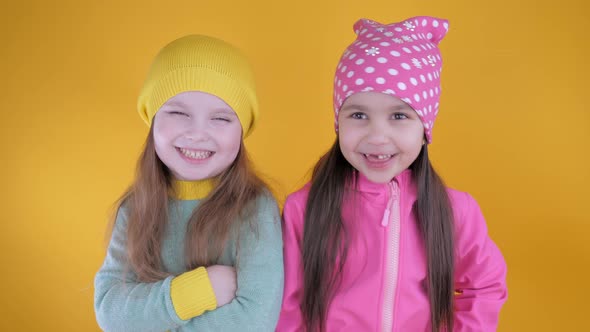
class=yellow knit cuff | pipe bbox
[170,267,217,320]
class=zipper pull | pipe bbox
[381,208,390,227]
[381,181,398,227]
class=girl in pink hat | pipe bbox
[277,17,507,332]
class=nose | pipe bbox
[183,118,210,142]
[365,120,390,145]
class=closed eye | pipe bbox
[168,111,189,117]
[213,117,231,122]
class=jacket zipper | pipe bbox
[381,181,401,332]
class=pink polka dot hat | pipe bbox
[333,16,449,143]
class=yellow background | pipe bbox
[1,0,588,330]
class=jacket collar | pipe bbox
[351,168,414,195]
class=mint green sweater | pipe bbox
[94,193,284,331]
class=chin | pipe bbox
[363,173,395,184]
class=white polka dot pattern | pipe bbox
[333,16,449,143]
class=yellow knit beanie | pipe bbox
[137,35,259,137]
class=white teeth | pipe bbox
[179,148,213,159]
[364,154,393,160]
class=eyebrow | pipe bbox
[340,104,410,112]
[161,101,188,108]
[340,104,369,112]
[160,102,236,115]
[213,108,236,114]
[389,105,412,111]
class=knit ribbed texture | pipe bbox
[170,267,217,320]
[94,193,284,331]
[137,35,259,137]
[170,178,216,200]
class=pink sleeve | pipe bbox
[276,194,306,332]
[453,192,508,331]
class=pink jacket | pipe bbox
[277,170,507,331]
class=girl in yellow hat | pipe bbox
[94,35,283,331]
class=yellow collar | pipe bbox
[170,178,216,200]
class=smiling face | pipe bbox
[338,92,425,183]
[152,91,243,181]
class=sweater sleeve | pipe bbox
[170,267,217,319]
[453,192,508,331]
[275,193,306,332]
[172,193,285,332]
[94,206,217,332]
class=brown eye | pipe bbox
[351,112,368,120]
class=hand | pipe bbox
[206,265,237,307]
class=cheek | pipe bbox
[398,126,424,157]
[152,124,168,152]
[152,116,182,163]
[338,130,353,155]
[152,133,171,167]
[219,125,242,156]
[338,125,362,151]
[153,115,176,142]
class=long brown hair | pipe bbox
[111,125,266,282]
[302,138,454,332]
